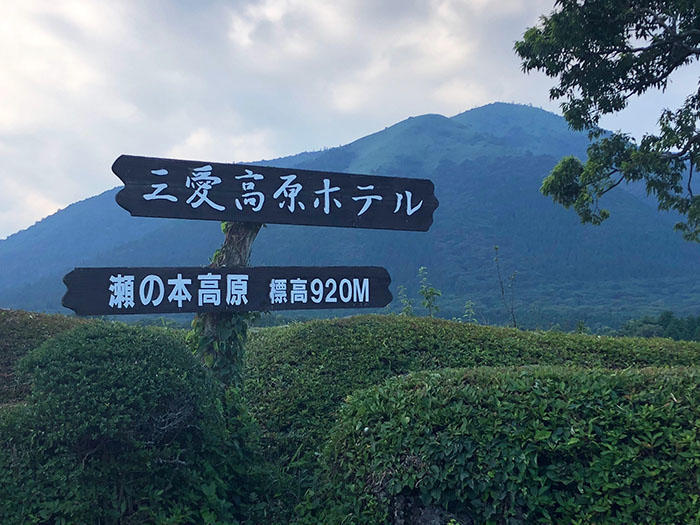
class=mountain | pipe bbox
[2,103,699,329]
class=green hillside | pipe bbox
[1,103,699,328]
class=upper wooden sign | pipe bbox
[113,155,438,231]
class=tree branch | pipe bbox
[599,173,626,196]
[689,159,695,199]
[663,134,700,159]
[633,53,694,92]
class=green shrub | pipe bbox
[0,308,87,404]
[0,323,258,524]
[244,315,700,473]
[302,366,700,524]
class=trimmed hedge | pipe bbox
[300,366,700,524]
[244,315,700,469]
[0,323,259,524]
[0,309,87,404]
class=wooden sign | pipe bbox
[113,154,438,231]
[62,266,392,315]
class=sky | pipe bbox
[1,0,697,239]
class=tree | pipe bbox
[515,0,700,241]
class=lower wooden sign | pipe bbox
[62,266,392,315]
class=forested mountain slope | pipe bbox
[2,103,698,328]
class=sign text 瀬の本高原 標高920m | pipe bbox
[62,266,392,316]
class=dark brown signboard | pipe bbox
[113,154,438,231]
[62,266,392,315]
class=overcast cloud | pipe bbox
[1,0,696,239]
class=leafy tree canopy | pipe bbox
[515,0,700,240]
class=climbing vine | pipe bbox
[189,311,258,386]
[188,221,262,386]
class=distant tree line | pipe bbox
[617,311,700,341]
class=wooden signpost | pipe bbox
[112,154,438,231]
[63,266,391,315]
[62,154,437,320]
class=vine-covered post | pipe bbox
[191,221,262,386]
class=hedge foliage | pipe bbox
[0,308,86,404]
[244,315,700,471]
[0,323,259,524]
[300,366,700,524]
[3,312,700,523]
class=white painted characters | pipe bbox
[142,169,178,202]
[198,273,222,306]
[167,273,193,307]
[139,275,165,306]
[273,175,305,212]
[226,274,249,305]
[353,185,382,215]
[107,273,372,309]
[269,279,288,303]
[235,170,265,211]
[313,178,342,214]
[394,190,423,216]
[186,165,225,211]
[268,277,369,305]
[108,274,135,308]
[138,165,428,222]
[308,278,369,303]
[109,272,254,309]
[289,278,308,303]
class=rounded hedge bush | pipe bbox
[0,323,258,524]
[0,308,86,404]
[245,315,700,472]
[300,366,700,524]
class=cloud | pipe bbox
[166,126,276,162]
[0,0,687,239]
[220,0,557,122]
[0,175,62,237]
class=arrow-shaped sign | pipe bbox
[63,266,392,315]
[113,155,438,231]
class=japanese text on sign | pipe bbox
[63,266,392,315]
[113,155,438,231]
[141,166,422,217]
[108,273,370,310]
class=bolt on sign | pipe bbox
[112,154,439,231]
[63,266,392,315]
